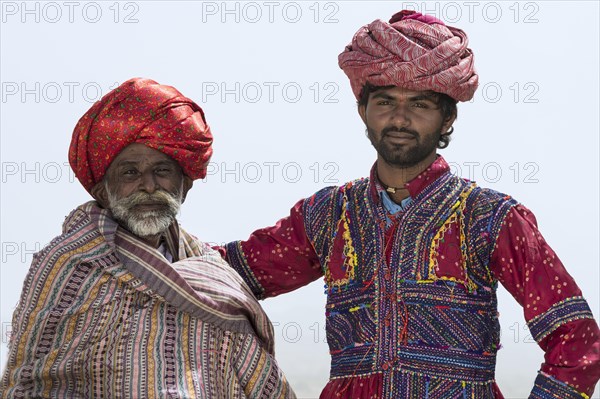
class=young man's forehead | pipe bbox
[370,86,439,99]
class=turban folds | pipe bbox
[338,10,478,102]
[69,78,213,193]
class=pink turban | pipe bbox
[69,78,213,193]
[338,10,478,102]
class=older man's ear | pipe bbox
[182,176,193,204]
[91,182,109,209]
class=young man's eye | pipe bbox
[412,102,428,108]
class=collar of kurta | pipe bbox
[368,155,451,204]
[61,201,276,353]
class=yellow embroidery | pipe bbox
[428,184,477,292]
[324,192,357,289]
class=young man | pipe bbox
[1,78,295,398]
[223,10,600,398]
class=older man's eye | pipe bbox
[123,169,138,175]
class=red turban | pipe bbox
[69,78,213,193]
[338,10,478,102]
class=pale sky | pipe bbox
[1,1,599,398]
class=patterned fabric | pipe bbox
[1,202,294,398]
[69,78,213,193]
[224,156,600,398]
[389,9,445,25]
[527,297,594,342]
[306,162,510,397]
[338,10,478,101]
[530,373,591,399]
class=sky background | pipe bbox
[1,1,599,398]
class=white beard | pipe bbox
[106,185,182,237]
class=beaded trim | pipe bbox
[527,296,594,342]
[328,367,497,385]
[225,241,265,299]
[324,189,358,289]
[531,371,589,398]
[428,183,477,292]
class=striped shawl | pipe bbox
[1,201,295,398]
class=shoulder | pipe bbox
[13,205,109,315]
[464,181,520,212]
[30,204,106,276]
[459,182,525,243]
[304,177,369,209]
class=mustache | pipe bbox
[381,126,418,138]
[114,190,180,208]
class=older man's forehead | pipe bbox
[111,144,180,167]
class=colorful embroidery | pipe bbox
[530,372,590,399]
[324,190,358,289]
[428,183,477,292]
[302,171,515,395]
[527,296,595,342]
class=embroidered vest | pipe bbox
[302,172,517,392]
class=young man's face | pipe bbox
[359,87,455,168]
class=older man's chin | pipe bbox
[117,212,177,238]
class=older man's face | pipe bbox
[96,143,189,238]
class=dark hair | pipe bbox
[358,83,458,149]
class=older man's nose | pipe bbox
[140,172,159,193]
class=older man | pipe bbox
[0,78,295,398]
[222,10,600,398]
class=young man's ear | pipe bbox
[358,104,367,126]
[91,181,109,208]
[181,176,193,204]
[442,112,457,133]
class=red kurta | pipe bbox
[225,157,599,398]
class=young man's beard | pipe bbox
[106,185,182,238]
[367,124,442,168]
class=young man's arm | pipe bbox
[490,204,600,398]
[224,198,324,299]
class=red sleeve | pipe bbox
[490,204,600,397]
[224,199,323,299]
